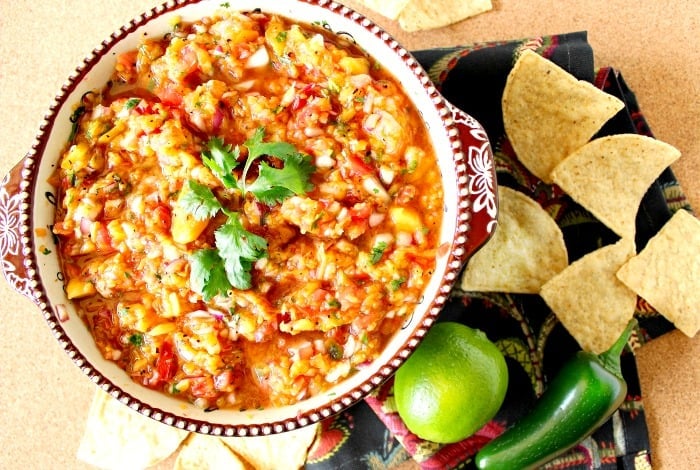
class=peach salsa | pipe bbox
[51,9,443,411]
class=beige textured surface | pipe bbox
[0,1,697,468]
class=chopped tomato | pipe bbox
[94,223,115,253]
[349,203,372,221]
[115,50,138,83]
[291,83,320,111]
[179,45,200,77]
[190,376,218,398]
[151,204,172,232]
[156,341,178,384]
[346,154,374,177]
[157,83,183,107]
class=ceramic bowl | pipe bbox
[0,0,497,436]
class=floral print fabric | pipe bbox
[306,32,691,470]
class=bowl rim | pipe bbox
[12,0,481,436]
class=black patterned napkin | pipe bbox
[305,32,692,470]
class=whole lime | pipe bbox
[394,321,508,443]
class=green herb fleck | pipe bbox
[360,332,369,344]
[328,342,343,360]
[369,241,388,264]
[275,31,288,42]
[389,276,406,291]
[128,333,144,347]
[124,98,141,110]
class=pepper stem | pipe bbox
[598,318,638,380]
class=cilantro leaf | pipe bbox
[215,214,267,290]
[246,152,316,204]
[128,333,144,347]
[244,127,300,162]
[240,127,315,199]
[188,128,314,298]
[124,98,141,110]
[180,180,222,220]
[202,137,240,189]
[189,248,231,301]
[369,241,388,264]
[389,276,406,291]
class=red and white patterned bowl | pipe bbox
[0,0,497,436]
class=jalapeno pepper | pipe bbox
[475,319,637,470]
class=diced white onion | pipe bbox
[396,231,413,247]
[245,46,270,68]
[379,166,395,185]
[56,304,70,322]
[362,176,390,202]
[368,212,385,228]
[234,79,256,91]
[315,154,335,168]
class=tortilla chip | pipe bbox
[551,134,681,240]
[359,0,411,20]
[397,0,493,32]
[540,238,637,354]
[174,434,248,470]
[459,186,568,293]
[616,209,700,337]
[77,389,189,469]
[502,49,624,183]
[220,423,319,470]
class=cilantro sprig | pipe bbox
[189,213,267,299]
[369,241,388,264]
[202,127,315,204]
[186,127,315,298]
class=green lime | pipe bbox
[394,321,508,443]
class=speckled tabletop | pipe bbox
[0,1,697,468]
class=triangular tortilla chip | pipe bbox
[502,49,624,183]
[460,186,568,293]
[220,424,319,470]
[617,209,700,337]
[77,390,189,469]
[551,134,681,240]
[540,238,637,354]
[397,0,492,32]
[359,0,411,20]
[174,434,248,470]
